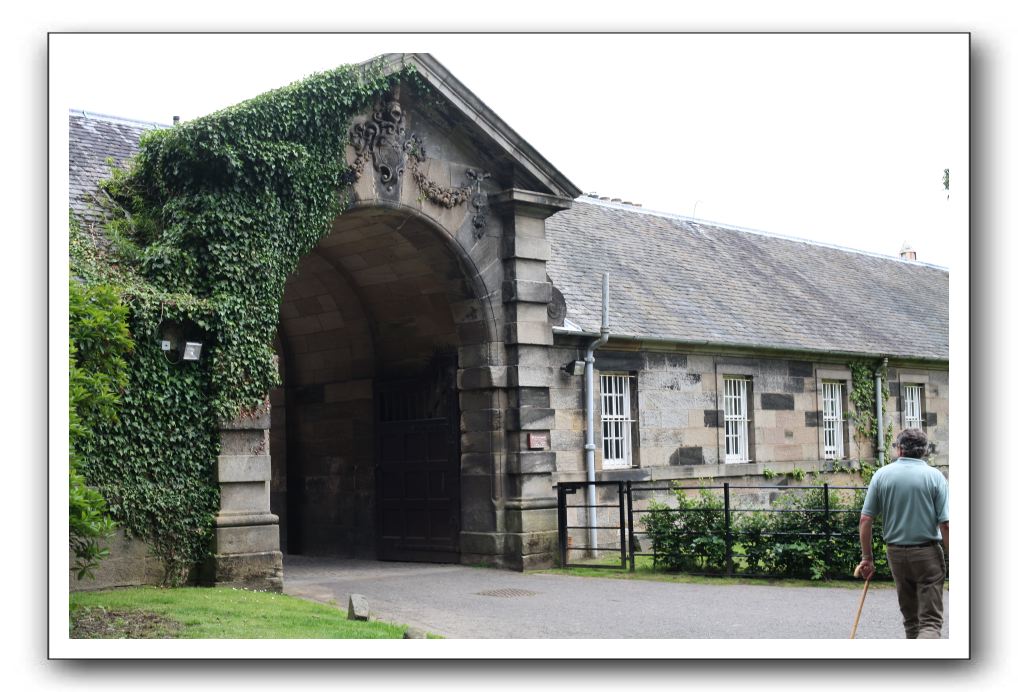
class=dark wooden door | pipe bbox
[375,369,460,562]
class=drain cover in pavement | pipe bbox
[475,588,538,598]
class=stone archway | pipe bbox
[269,204,498,562]
[207,55,583,589]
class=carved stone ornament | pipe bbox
[409,148,471,209]
[350,91,473,206]
[350,94,413,195]
[466,168,491,238]
[548,284,567,327]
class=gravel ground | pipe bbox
[282,556,949,639]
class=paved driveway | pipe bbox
[282,556,949,639]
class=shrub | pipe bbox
[761,487,831,579]
[640,482,890,581]
[642,486,727,573]
[69,280,132,579]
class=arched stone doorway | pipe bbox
[270,204,496,562]
[207,55,583,587]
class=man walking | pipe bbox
[858,428,949,639]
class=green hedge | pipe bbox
[642,483,889,581]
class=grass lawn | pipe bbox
[70,586,415,639]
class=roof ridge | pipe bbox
[572,197,948,271]
[69,108,170,130]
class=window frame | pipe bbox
[902,383,925,430]
[821,380,847,460]
[599,372,637,469]
[815,367,854,461]
[723,375,752,463]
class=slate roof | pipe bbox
[68,110,166,228]
[545,199,949,360]
[67,110,949,361]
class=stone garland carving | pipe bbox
[466,168,491,238]
[349,93,491,234]
[409,147,471,209]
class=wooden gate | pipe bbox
[375,366,460,562]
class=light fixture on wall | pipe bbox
[157,320,204,364]
[561,360,584,376]
[182,342,203,361]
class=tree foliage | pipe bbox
[69,279,131,579]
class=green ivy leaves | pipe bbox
[72,59,416,582]
[847,361,893,465]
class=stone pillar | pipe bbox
[491,189,572,570]
[457,366,508,567]
[208,401,283,591]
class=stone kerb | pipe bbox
[209,401,283,592]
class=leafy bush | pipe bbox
[761,487,832,578]
[640,483,889,581]
[642,487,727,573]
[69,280,132,579]
[69,465,116,580]
[734,509,771,574]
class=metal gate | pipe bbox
[556,480,632,570]
[375,366,460,562]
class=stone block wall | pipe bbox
[887,366,950,468]
[549,344,951,484]
[68,530,164,592]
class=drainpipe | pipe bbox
[875,357,887,464]
[584,273,610,555]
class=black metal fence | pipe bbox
[555,479,882,579]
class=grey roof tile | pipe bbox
[545,199,949,360]
[68,110,166,229]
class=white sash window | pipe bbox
[724,376,750,463]
[903,384,924,430]
[600,373,634,469]
[822,381,845,459]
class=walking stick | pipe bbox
[850,563,872,639]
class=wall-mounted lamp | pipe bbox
[182,342,203,361]
[158,320,205,364]
[560,360,584,376]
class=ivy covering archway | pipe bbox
[71,59,419,582]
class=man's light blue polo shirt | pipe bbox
[861,457,949,545]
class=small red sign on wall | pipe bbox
[527,433,549,450]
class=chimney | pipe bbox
[899,242,917,261]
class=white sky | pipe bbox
[52,33,968,269]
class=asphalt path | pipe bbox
[282,556,949,639]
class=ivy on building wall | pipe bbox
[846,360,893,470]
[72,59,418,582]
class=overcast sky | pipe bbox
[52,33,967,269]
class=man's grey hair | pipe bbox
[896,428,929,459]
